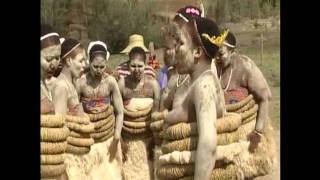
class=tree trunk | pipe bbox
[216,0,230,24]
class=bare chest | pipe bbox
[219,68,248,91]
[123,80,153,100]
[82,82,111,99]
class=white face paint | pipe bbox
[164,23,180,67]
[89,55,107,78]
[129,56,145,81]
[215,44,233,68]
[172,24,194,74]
[41,44,61,79]
[68,49,86,78]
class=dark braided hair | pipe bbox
[60,38,84,63]
[41,24,60,49]
[129,47,146,63]
[89,44,107,63]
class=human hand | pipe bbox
[248,130,262,153]
[108,136,120,162]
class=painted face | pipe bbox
[89,54,107,78]
[41,44,61,79]
[164,23,179,67]
[215,44,232,68]
[170,24,194,74]
[129,56,145,81]
[68,49,86,78]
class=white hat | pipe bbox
[87,41,110,63]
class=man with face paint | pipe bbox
[118,47,161,111]
[77,41,124,178]
[41,25,61,114]
[159,6,205,111]
[41,25,70,180]
[117,34,157,79]
[51,38,93,180]
[118,47,161,180]
[163,17,227,180]
[152,7,211,178]
[215,31,272,152]
[52,38,86,116]
[52,37,66,78]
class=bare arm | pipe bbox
[52,81,68,115]
[75,77,82,96]
[151,78,161,112]
[193,76,217,180]
[76,76,86,99]
[110,77,124,140]
[161,75,177,110]
[247,64,272,133]
[117,76,125,97]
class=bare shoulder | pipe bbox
[167,74,179,89]
[232,53,257,71]
[104,74,118,87]
[77,74,87,85]
[193,72,216,97]
[52,78,68,94]
[117,76,125,88]
[46,76,57,84]
[105,74,117,83]
[46,77,58,91]
[143,75,156,84]
[79,74,87,81]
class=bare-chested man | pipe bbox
[50,38,87,180]
[41,25,61,114]
[118,47,160,180]
[118,47,161,112]
[52,38,86,116]
[160,6,203,111]
[163,17,226,180]
[41,25,70,180]
[77,40,123,154]
[214,31,272,151]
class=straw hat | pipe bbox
[120,34,149,54]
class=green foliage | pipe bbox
[41,0,163,53]
[204,0,280,23]
[41,0,279,52]
[88,0,163,53]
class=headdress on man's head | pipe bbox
[61,38,81,59]
[87,41,110,62]
[175,5,202,23]
[41,24,60,49]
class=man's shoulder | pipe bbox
[79,73,87,81]
[193,71,215,87]
[191,73,217,100]
[52,78,68,92]
[103,74,117,84]
[232,53,257,70]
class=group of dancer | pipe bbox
[41,5,273,180]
